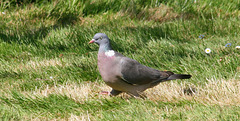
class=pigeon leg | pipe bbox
[110,89,122,96]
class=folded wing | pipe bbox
[120,57,172,85]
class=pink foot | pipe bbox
[100,91,110,95]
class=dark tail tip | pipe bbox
[168,74,192,80]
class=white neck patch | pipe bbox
[105,50,115,57]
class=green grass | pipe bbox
[1,0,240,120]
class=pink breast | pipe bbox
[97,53,117,82]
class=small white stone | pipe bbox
[105,50,115,57]
[2,12,5,14]
[50,76,53,79]
[236,46,240,49]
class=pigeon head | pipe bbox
[89,33,110,45]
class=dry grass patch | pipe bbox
[22,59,62,70]
[146,5,179,22]
[17,58,69,71]
[1,58,67,73]
[25,78,240,105]
[146,79,240,105]
[68,113,92,121]
[23,113,92,121]
[29,81,111,102]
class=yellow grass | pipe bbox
[1,58,71,73]
[18,58,66,71]
[27,81,111,102]
[25,113,92,121]
[146,5,179,22]
[20,78,240,105]
[146,79,240,105]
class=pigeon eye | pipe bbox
[99,37,103,40]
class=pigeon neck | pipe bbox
[99,43,112,52]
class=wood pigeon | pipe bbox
[89,33,191,97]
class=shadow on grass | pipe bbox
[107,25,193,57]
[0,12,79,48]
[125,26,190,42]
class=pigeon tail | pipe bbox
[167,74,191,81]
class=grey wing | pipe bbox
[120,57,170,85]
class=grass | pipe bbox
[0,0,240,120]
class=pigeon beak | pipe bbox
[88,39,95,44]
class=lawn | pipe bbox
[0,0,240,120]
